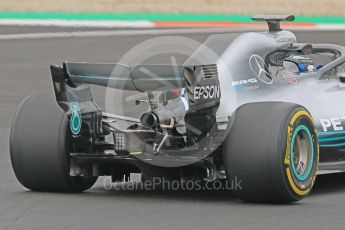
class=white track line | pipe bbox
[0,28,257,40]
[0,19,154,28]
[0,26,342,40]
[317,24,345,30]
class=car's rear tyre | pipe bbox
[224,102,318,203]
[10,93,97,192]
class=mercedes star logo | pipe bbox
[249,54,273,84]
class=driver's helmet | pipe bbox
[285,55,317,73]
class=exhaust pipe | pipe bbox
[140,112,159,128]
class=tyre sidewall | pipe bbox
[279,107,318,201]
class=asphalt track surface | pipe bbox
[1,27,345,230]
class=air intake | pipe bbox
[201,64,218,79]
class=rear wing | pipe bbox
[51,62,221,113]
[64,62,186,92]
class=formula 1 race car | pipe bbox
[10,15,345,203]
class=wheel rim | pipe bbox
[290,125,314,181]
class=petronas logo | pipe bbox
[69,102,82,135]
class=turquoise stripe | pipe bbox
[318,130,345,136]
[318,136,345,143]
[319,142,345,148]
[0,12,344,24]
[0,13,254,22]
[290,125,314,181]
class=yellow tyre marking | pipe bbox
[311,174,317,187]
[286,168,310,196]
[289,110,313,126]
[284,126,292,165]
[284,110,318,196]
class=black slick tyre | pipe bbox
[224,102,318,203]
[10,93,97,192]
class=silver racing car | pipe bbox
[10,15,345,203]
